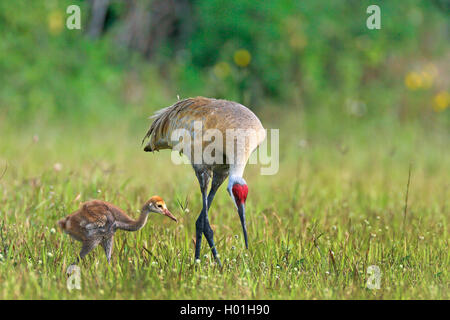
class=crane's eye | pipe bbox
[157,204,163,208]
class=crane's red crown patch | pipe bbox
[232,184,248,205]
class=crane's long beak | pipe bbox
[163,209,177,222]
[237,203,248,249]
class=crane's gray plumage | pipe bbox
[142,97,266,265]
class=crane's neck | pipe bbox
[125,210,150,231]
[227,165,247,196]
[229,163,246,180]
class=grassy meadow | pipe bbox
[0,108,448,299]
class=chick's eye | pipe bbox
[157,204,163,208]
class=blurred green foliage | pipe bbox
[0,0,448,125]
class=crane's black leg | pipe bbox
[194,168,211,261]
[203,169,228,267]
[207,169,228,211]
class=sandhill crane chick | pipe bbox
[58,196,176,265]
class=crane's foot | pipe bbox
[204,228,222,267]
[66,262,79,276]
[194,219,203,260]
[211,249,222,268]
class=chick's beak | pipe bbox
[163,208,177,222]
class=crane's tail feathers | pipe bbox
[141,98,199,151]
[141,107,172,148]
[149,106,172,119]
[142,106,174,146]
[141,131,151,147]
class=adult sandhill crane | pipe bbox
[58,196,176,264]
[142,97,265,265]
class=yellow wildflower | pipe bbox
[233,49,251,67]
[48,10,64,35]
[433,91,449,112]
[404,72,422,90]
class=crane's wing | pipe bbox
[141,97,207,152]
[142,97,266,163]
[80,202,115,236]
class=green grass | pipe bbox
[0,111,448,299]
